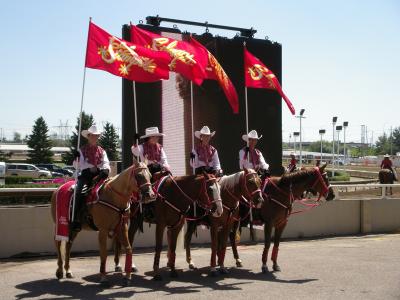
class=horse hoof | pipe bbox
[236,261,243,268]
[219,267,229,275]
[170,269,178,278]
[189,263,197,270]
[153,274,163,281]
[262,266,269,274]
[132,266,139,273]
[66,272,74,279]
[115,266,123,273]
[209,270,218,277]
[273,264,281,272]
[56,270,63,280]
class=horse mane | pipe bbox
[219,171,244,191]
[275,168,316,187]
[107,162,147,185]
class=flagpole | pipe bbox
[132,80,141,162]
[71,17,91,224]
[191,80,195,174]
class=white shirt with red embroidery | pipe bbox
[190,148,222,171]
[73,149,110,171]
[239,148,269,171]
[131,144,170,170]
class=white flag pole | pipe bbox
[71,17,91,223]
[191,80,195,175]
[132,80,141,162]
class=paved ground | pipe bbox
[1,234,400,300]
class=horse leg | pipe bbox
[209,225,218,277]
[64,230,78,278]
[128,216,141,273]
[117,223,133,286]
[229,220,242,267]
[217,225,230,274]
[271,222,287,272]
[153,223,165,281]
[261,221,273,273]
[167,222,184,278]
[55,240,64,279]
[184,221,197,269]
[98,230,110,286]
[114,238,122,273]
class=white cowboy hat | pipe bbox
[384,154,390,158]
[195,126,215,139]
[242,130,262,142]
[140,127,165,139]
[81,125,102,138]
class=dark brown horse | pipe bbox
[229,164,335,273]
[114,172,223,280]
[379,169,394,195]
[184,169,264,275]
[51,160,155,286]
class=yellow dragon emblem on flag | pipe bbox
[248,64,276,88]
[152,38,197,70]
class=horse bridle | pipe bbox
[310,167,330,200]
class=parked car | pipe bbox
[37,167,64,178]
[6,163,52,178]
[63,166,76,173]
[36,164,73,177]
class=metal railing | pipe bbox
[331,183,400,201]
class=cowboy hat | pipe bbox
[140,127,165,139]
[242,130,263,142]
[384,154,390,158]
[81,125,102,138]
[195,126,216,139]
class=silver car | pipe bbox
[6,163,52,178]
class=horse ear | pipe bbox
[132,155,138,165]
[144,155,149,166]
[319,162,327,172]
[243,167,248,174]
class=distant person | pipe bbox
[380,154,397,181]
[239,130,269,179]
[287,153,297,173]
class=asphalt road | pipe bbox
[1,234,400,300]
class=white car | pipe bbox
[6,163,52,178]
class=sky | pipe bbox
[0,0,399,144]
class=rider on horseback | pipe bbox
[287,153,297,173]
[239,130,270,179]
[381,154,397,181]
[71,125,110,232]
[131,127,171,177]
[190,126,223,177]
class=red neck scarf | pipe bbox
[195,144,216,163]
[243,147,261,166]
[143,142,162,162]
[81,144,103,166]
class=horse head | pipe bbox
[243,168,264,208]
[310,163,335,201]
[132,157,156,202]
[202,171,223,218]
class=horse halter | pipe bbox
[310,167,330,200]
[242,170,263,201]
[198,175,222,212]
[131,165,152,194]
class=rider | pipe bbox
[239,130,270,179]
[72,125,110,231]
[190,126,223,177]
[381,154,397,181]
[287,153,297,173]
[131,127,171,177]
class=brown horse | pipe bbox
[51,159,155,286]
[184,169,264,276]
[379,169,394,195]
[114,172,223,280]
[229,164,335,273]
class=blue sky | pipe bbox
[0,0,399,143]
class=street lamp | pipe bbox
[343,121,348,164]
[296,109,306,167]
[319,129,326,163]
[336,125,342,168]
[332,117,338,176]
[293,131,300,156]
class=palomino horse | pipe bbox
[379,169,394,195]
[115,172,223,280]
[184,169,263,275]
[229,164,335,273]
[51,160,155,286]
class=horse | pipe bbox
[51,159,155,286]
[184,168,264,276]
[229,164,335,273]
[379,169,394,195]
[114,172,223,280]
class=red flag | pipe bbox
[244,47,295,115]
[85,22,171,82]
[190,37,239,114]
[131,25,208,86]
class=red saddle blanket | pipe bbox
[54,180,104,241]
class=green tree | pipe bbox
[13,132,22,143]
[0,150,11,162]
[26,116,53,164]
[375,133,390,155]
[99,122,119,161]
[62,111,94,165]
[305,140,333,153]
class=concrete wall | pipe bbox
[1,199,400,258]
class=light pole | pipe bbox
[343,121,348,165]
[319,129,326,163]
[296,109,306,167]
[336,125,342,169]
[332,117,338,176]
